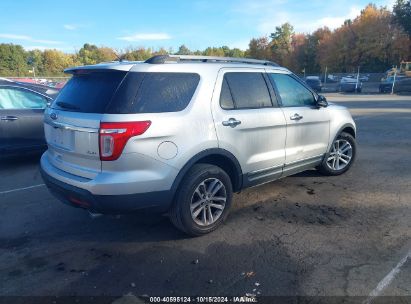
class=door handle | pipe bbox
[222,118,241,128]
[290,113,303,121]
[1,116,18,121]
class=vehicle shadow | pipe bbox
[0,151,43,170]
[290,169,324,178]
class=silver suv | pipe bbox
[40,55,356,236]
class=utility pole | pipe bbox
[355,66,360,92]
[391,66,397,95]
[324,66,328,84]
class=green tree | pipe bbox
[0,44,28,76]
[203,47,225,56]
[393,0,411,36]
[27,49,45,75]
[176,44,191,55]
[227,48,245,58]
[270,22,294,66]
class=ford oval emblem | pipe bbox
[50,112,58,120]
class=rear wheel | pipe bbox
[169,164,233,236]
[318,132,356,176]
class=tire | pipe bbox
[318,132,356,176]
[169,164,233,236]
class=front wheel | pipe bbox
[318,132,356,176]
[169,164,233,236]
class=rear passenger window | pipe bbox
[108,72,200,114]
[220,72,272,109]
[219,78,234,109]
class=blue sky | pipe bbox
[0,0,395,53]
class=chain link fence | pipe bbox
[297,72,411,94]
[1,77,70,88]
[2,72,411,95]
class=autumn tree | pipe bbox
[77,43,117,65]
[247,37,271,60]
[317,4,410,72]
[42,49,78,76]
[121,47,152,61]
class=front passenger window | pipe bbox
[269,74,315,107]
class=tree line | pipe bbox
[0,1,410,77]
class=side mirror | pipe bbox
[316,95,328,108]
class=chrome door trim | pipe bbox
[244,164,283,188]
[282,154,324,176]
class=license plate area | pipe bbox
[51,127,74,150]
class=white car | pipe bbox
[40,55,357,236]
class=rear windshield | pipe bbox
[52,71,200,114]
[53,71,127,113]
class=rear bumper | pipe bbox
[40,155,174,214]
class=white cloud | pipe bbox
[0,33,31,40]
[313,6,362,31]
[64,24,77,30]
[24,46,60,51]
[24,45,74,52]
[258,6,361,34]
[117,33,172,42]
[381,0,396,9]
[0,33,62,44]
[229,1,365,35]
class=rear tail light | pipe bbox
[99,121,151,161]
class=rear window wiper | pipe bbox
[56,101,80,111]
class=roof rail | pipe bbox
[144,55,279,67]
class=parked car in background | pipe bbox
[339,77,362,93]
[54,81,67,89]
[305,76,322,92]
[326,74,339,82]
[340,75,356,83]
[394,77,411,93]
[379,76,405,93]
[359,74,370,82]
[0,79,59,156]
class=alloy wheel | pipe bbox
[190,178,227,226]
[326,139,353,171]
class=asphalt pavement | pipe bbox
[0,94,410,303]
